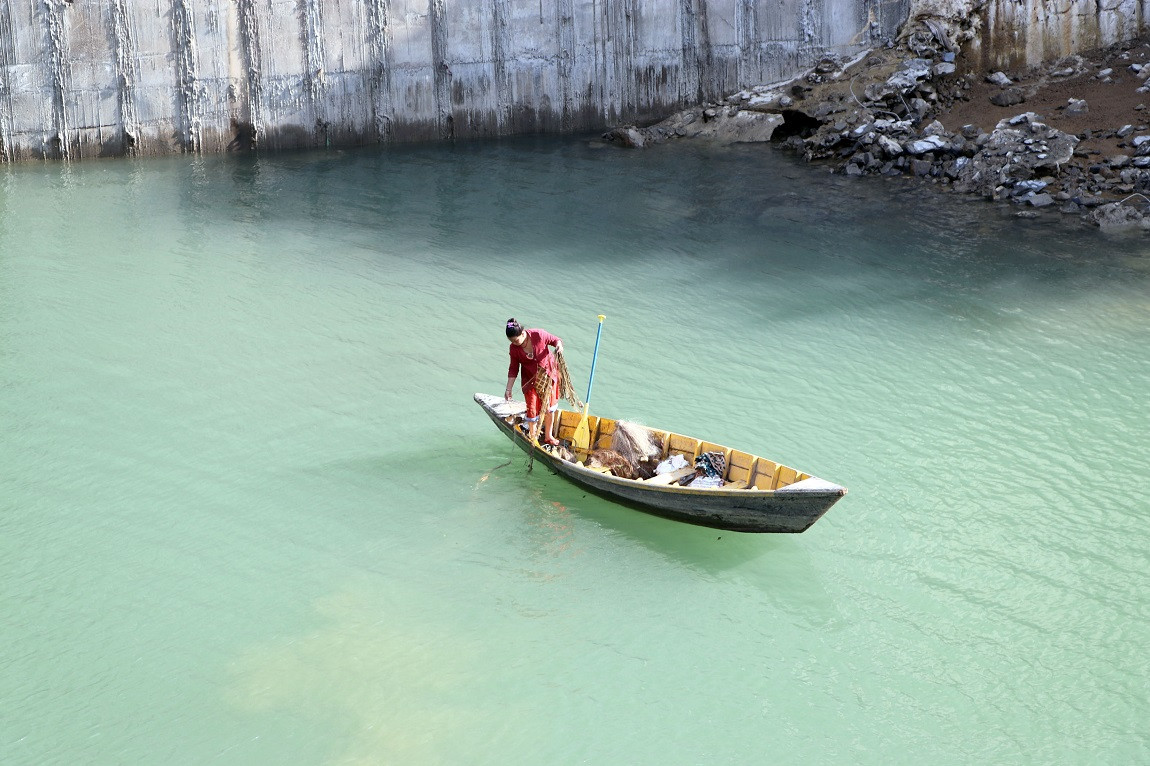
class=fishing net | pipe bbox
[523,350,583,448]
[611,421,665,479]
[533,350,584,411]
[555,351,583,408]
[587,448,638,479]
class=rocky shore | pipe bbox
[603,28,1150,232]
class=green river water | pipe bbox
[2,139,1148,765]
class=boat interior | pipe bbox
[551,409,812,491]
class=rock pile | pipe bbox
[601,103,782,148]
[602,22,1150,231]
[779,52,1150,225]
[813,110,1081,203]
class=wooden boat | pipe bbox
[474,393,847,533]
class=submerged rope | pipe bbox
[476,458,513,486]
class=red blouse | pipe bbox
[508,328,562,388]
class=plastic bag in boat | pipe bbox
[654,454,689,474]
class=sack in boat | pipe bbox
[654,454,689,474]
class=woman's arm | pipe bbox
[539,329,563,355]
[505,375,517,400]
[507,351,520,382]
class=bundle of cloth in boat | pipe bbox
[678,451,726,488]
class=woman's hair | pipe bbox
[505,318,524,339]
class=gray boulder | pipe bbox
[1066,98,1089,115]
[876,135,904,158]
[990,88,1025,107]
[605,127,646,148]
[922,120,947,136]
[886,59,934,92]
[905,135,949,155]
[687,110,784,144]
[944,157,971,178]
[910,159,934,176]
[1090,201,1150,231]
[1014,180,1048,193]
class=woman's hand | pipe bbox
[504,388,513,401]
[555,342,564,355]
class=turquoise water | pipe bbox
[2,140,1149,764]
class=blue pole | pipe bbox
[585,315,606,404]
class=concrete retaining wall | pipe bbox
[909,0,1150,73]
[978,0,1150,71]
[0,0,908,160]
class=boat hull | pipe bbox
[474,393,846,533]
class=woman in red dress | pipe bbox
[504,318,565,445]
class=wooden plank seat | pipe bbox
[644,466,695,485]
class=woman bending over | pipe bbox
[504,318,564,446]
